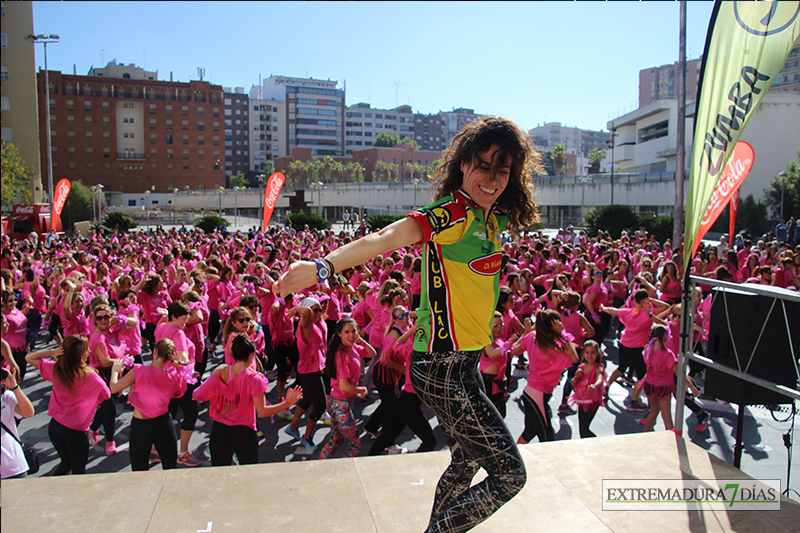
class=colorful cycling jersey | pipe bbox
[406,189,509,353]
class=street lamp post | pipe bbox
[96,184,104,224]
[173,188,179,224]
[144,190,150,235]
[234,186,239,229]
[605,129,618,205]
[218,186,225,220]
[256,174,265,231]
[314,181,324,219]
[779,171,788,223]
[90,186,97,224]
[26,34,59,227]
[216,159,224,215]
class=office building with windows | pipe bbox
[35,63,224,205]
[1,0,44,202]
[250,75,345,158]
[222,87,249,178]
[248,97,285,172]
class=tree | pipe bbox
[366,214,402,232]
[284,212,331,231]
[344,162,365,183]
[397,137,419,150]
[737,194,769,238]
[61,181,93,232]
[1,140,32,207]
[194,214,229,234]
[540,152,555,176]
[585,204,639,239]
[552,144,567,176]
[404,162,435,182]
[763,146,800,223]
[588,147,606,174]
[102,212,138,232]
[373,161,399,182]
[373,133,400,147]
[229,173,248,188]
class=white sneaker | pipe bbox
[387,444,408,455]
[276,408,293,420]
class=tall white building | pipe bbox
[248,97,285,170]
[527,122,612,158]
[250,75,345,158]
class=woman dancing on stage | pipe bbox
[276,116,539,533]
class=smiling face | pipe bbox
[338,321,357,348]
[460,145,511,212]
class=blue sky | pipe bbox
[31,1,715,133]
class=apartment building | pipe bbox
[251,75,345,158]
[527,122,612,160]
[35,64,224,203]
[0,0,44,202]
[222,88,249,178]
[439,107,486,147]
[774,43,800,91]
[248,97,285,172]
[638,58,703,108]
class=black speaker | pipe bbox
[705,285,800,405]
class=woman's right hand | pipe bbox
[111,357,125,374]
[285,385,303,405]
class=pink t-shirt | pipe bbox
[88,330,128,369]
[2,309,27,350]
[297,320,327,374]
[154,322,195,364]
[330,344,369,399]
[24,281,47,312]
[643,347,678,388]
[618,308,653,348]
[39,359,110,431]
[479,337,510,377]
[521,333,574,394]
[193,369,268,430]
[128,364,187,418]
[116,304,143,357]
[63,310,91,338]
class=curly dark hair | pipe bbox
[431,116,541,233]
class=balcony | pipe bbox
[117,152,146,160]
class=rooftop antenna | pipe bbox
[99,49,105,64]
[197,67,205,81]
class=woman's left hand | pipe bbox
[274,261,317,298]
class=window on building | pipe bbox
[103,132,110,142]
[183,150,189,159]
[166,105,173,115]
[84,101,92,111]
[85,117,92,127]
[182,135,189,145]
[167,149,173,159]
[66,100,74,110]
[86,132,93,143]
[182,121,188,130]
[198,122,204,131]
[67,131,75,142]
[166,134,173,144]
[150,119,156,129]
[150,134,157,144]
[151,149,157,158]
[150,104,156,114]
[182,106,188,116]
[67,116,74,126]
[102,101,109,112]
[214,136,220,145]
[166,120,173,130]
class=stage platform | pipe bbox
[3,431,799,532]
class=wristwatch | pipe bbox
[313,259,331,283]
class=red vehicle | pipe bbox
[1,204,62,242]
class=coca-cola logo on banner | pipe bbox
[14,205,35,214]
[265,172,285,210]
[699,142,754,227]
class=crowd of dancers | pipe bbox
[1,221,798,479]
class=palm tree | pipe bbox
[552,143,566,176]
[588,147,606,174]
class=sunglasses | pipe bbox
[311,308,322,314]
[95,315,111,321]
[236,317,251,324]
[395,311,409,320]
[247,305,258,310]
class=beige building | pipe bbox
[0,1,43,203]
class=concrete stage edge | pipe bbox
[3,432,798,532]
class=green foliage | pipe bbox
[737,194,769,237]
[194,214,229,233]
[552,143,566,176]
[102,212,138,232]
[1,140,32,207]
[284,212,331,231]
[397,137,419,149]
[366,214,402,232]
[540,152,555,176]
[62,181,93,232]
[585,204,639,239]
[638,215,673,243]
[229,173,248,188]
[763,146,799,222]
[373,133,400,147]
[588,147,606,174]
[373,161,399,182]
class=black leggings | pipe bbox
[129,413,178,471]
[143,322,157,354]
[11,347,28,383]
[480,373,506,419]
[369,390,437,456]
[295,371,327,422]
[48,418,89,475]
[521,390,554,443]
[364,361,399,435]
[410,349,526,533]
[169,382,199,430]
[578,407,598,438]
[588,312,612,344]
[208,310,221,345]
[617,344,646,380]
[90,368,117,441]
[209,421,258,466]
[270,342,299,383]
